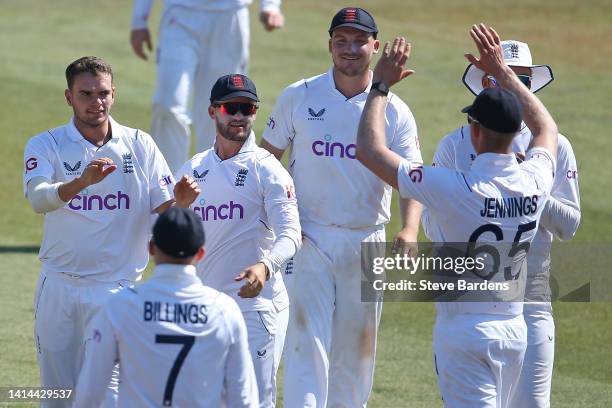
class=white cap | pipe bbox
[462,40,554,95]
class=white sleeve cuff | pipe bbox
[27,177,67,214]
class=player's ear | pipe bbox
[208,105,216,119]
[65,89,72,106]
[373,39,381,52]
[328,38,332,54]
[194,246,205,263]
[148,240,156,256]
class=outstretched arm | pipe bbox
[356,37,415,189]
[464,24,557,156]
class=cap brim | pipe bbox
[214,91,259,103]
[462,63,554,95]
[461,105,472,114]
[329,23,377,34]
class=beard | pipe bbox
[216,119,252,142]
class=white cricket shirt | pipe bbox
[423,125,580,301]
[399,147,557,315]
[262,68,422,232]
[175,133,300,312]
[23,117,174,282]
[74,264,258,408]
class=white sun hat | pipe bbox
[462,40,554,95]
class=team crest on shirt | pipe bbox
[63,160,82,176]
[308,107,326,121]
[235,169,248,186]
[122,153,134,174]
[193,168,209,181]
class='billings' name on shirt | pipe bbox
[480,195,539,218]
[144,301,208,324]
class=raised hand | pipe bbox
[372,37,414,88]
[79,158,117,187]
[464,23,506,77]
[173,175,200,208]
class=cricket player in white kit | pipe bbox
[74,207,259,407]
[423,40,581,408]
[23,57,175,407]
[173,74,301,407]
[355,25,560,408]
[130,0,285,172]
[260,8,423,407]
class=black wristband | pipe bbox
[371,81,389,96]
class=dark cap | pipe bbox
[153,207,205,258]
[210,74,259,103]
[461,87,522,133]
[329,7,378,37]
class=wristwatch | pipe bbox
[371,81,389,96]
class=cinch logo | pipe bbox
[308,107,325,121]
[68,190,130,211]
[567,170,578,179]
[193,199,244,221]
[311,134,356,159]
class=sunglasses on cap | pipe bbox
[486,74,532,89]
[214,102,258,116]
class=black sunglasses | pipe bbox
[486,74,532,89]
[215,102,258,116]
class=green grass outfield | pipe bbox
[1,0,611,406]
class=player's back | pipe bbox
[398,148,556,314]
[106,265,257,407]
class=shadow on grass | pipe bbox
[0,246,39,254]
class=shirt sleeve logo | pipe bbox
[267,117,276,129]
[159,175,173,186]
[25,157,38,172]
[408,166,423,183]
[286,184,296,199]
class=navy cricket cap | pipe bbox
[329,7,378,37]
[210,74,259,103]
[153,207,205,258]
[461,87,522,133]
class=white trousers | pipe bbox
[243,307,289,408]
[433,313,527,408]
[34,271,126,408]
[510,303,554,408]
[152,6,250,173]
[283,224,385,408]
